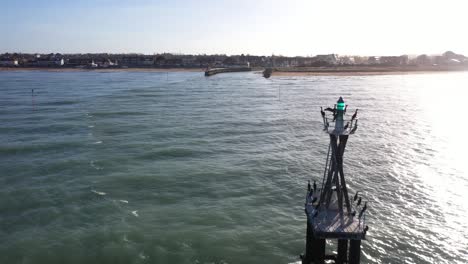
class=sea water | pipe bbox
[1,71,467,264]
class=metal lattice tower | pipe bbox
[301,97,368,264]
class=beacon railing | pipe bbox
[322,116,359,133]
[350,195,368,232]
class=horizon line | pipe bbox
[1,50,464,58]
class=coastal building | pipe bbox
[121,56,141,66]
[414,54,431,65]
[433,56,445,65]
[182,56,197,67]
[379,55,408,66]
[120,55,154,67]
[101,59,118,67]
[312,54,338,65]
[298,57,315,67]
[0,58,19,66]
[289,58,299,67]
[154,55,166,66]
[35,56,64,67]
[89,60,98,68]
[352,56,367,65]
[400,55,409,65]
[447,58,462,65]
[442,51,466,64]
[195,55,216,67]
[164,58,183,67]
[272,56,295,67]
[427,51,467,66]
[66,57,93,67]
[367,56,380,65]
[338,56,355,65]
[141,57,155,66]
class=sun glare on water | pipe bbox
[414,73,468,254]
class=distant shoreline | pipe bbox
[0,67,203,72]
[2,65,468,76]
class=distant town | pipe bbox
[0,51,467,69]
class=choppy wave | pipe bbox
[40,100,79,106]
[138,148,212,160]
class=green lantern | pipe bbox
[337,97,345,111]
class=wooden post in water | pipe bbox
[302,97,369,264]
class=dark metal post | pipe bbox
[337,239,348,264]
[303,220,314,264]
[314,238,326,264]
[349,239,361,264]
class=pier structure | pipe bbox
[301,97,368,264]
[204,67,251,76]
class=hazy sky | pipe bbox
[1,0,467,56]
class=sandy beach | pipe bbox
[269,65,468,76]
[270,71,454,76]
